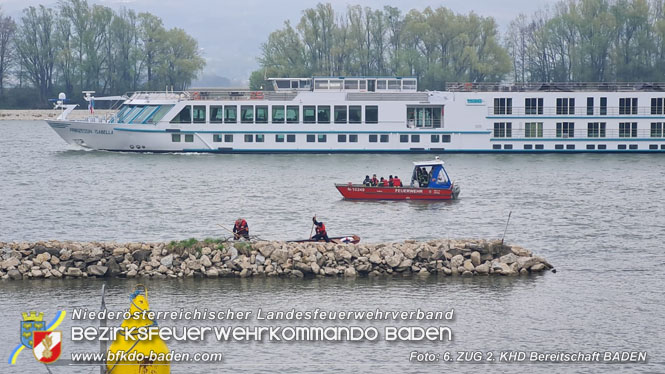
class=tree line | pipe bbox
[252,0,665,90]
[0,0,204,108]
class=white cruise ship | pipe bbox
[47,77,665,153]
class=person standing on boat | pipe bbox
[370,174,379,186]
[363,175,372,186]
[233,218,250,240]
[311,216,330,242]
[393,176,402,187]
[389,175,394,186]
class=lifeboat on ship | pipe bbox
[335,157,460,201]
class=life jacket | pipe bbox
[394,178,402,187]
[235,220,248,233]
[371,177,378,186]
[381,179,389,186]
[316,223,327,235]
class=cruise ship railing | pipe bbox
[447,82,665,92]
[487,106,665,116]
[489,128,664,139]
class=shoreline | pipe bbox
[0,238,554,280]
[0,109,114,121]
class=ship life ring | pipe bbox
[192,91,201,100]
[250,91,264,100]
[339,236,353,243]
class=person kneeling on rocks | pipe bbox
[233,218,249,240]
[311,216,330,243]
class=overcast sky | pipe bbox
[1,0,547,82]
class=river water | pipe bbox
[0,120,664,373]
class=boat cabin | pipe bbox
[411,157,452,189]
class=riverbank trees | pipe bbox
[253,0,665,90]
[0,1,204,108]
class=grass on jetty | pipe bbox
[167,237,229,255]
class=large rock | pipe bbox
[510,245,532,257]
[368,252,382,264]
[270,247,289,264]
[463,260,475,272]
[470,251,481,266]
[475,263,490,274]
[160,254,174,267]
[34,253,51,265]
[385,254,403,268]
[65,267,83,277]
[499,253,519,264]
[205,269,219,277]
[8,269,22,280]
[530,263,546,272]
[516,256,540,270]
[201,255,212,267]
[344,267,357,277]
[132,250,151,262]
[87,265,108,277]
[450,255,464,269]
[1,257,20,270]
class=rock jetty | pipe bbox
[0,239,554,280]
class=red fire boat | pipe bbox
[336,157,460,201]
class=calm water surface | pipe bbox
[0,120,664,373]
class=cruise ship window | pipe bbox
[317,106,331,124]
[255,106,268,124]
[224,134,233,142]
[359,80,367,90]
[600,97,607,115]
[210,106,223,123]
[224,106,237,123]
[651,122,663,137]
[193,105,206,124]
[287,134,296,142]
[317,134,327,143]
[365,106,378,124]
[377,80,387,90]
[338,134,347,143]
[275,134,285,143]
[244,134,253,143]
[556,98,575,115]
[171,134,181,142]
[586,97,594,115]
[349,106,362,124]
[442,135,451,143]
[170,106,191,124]
[334,106,347,124]
[303,106,316,124]
[286,106,299,124]
[144,105,174,124]
[619,98,638,115]
[525,98,543,115]
[213,134,223,142]
[344,80,358,90]
[185,134,194,142]
[556,122,575,138]
[493,122,512,138]
[369,135,378,143]
[587,122,606,138]
[349,135,358,143]
[494,98,512,115]
[388,80,400,90]
[241,106,253,123]
[619,122,637,138]
[400,135,408,143]
[256,134,264,142]
[651,98,663,115]
[307,134,315,142]
[411,135,420,143]
[403,80,416,90]
[380,134,389,143]
[431,135,440,142]
[525,122,543,138]
[272,106,285,124]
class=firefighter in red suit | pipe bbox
[311,216,330,242]
[233,218,249,240]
